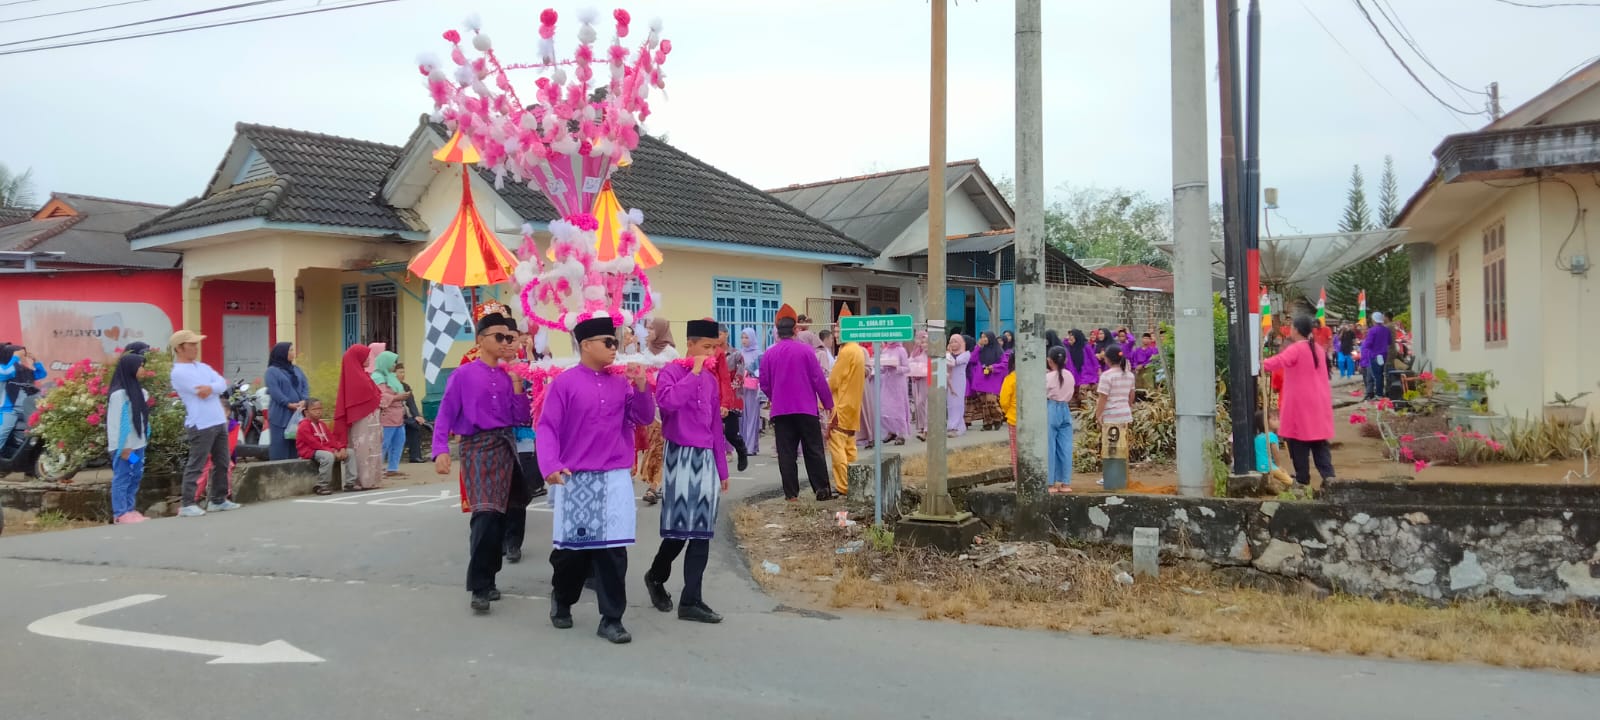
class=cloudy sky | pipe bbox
[2,0,1596,235]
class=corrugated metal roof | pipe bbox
[771,163,977,253]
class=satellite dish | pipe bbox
[1077,258,1111,271]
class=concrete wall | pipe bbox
[966,482,1600,605]
[877,188,998,267]
[1,269,182,373]
[1046,284,1174,333]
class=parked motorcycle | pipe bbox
[226,381,271,461]
[0,419,44,480]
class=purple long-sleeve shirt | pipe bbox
[536,365,657,473]
[969,351,1009,395]
[1359,324,1392,368]
[431,360,531,458]
[759,337,833,418]
[655,361,730,481]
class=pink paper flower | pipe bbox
[1348,413,1368,424]
[1414,460,1431,473]
[1400,434,1415,443]
[1400,447,1414,461]
[1376,398,1394,411]
[1418,371,1434,382]
[1349,389,1363,397]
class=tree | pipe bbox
[1046,185,1172,269]
[1377,155,1401,227]
[1338,164,1371,233]
[1328,162,1408,319]
[0,163,37,209]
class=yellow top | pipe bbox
[999,371,1018,426]
[828,342,867,432]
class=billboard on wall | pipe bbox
[18,300,176,373]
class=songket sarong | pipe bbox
[457,427,516,514]
[660,442,718,541]
[550,468,637,550]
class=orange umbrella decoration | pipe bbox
[406,131,517,287]
[545,180,663,270]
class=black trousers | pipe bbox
[467,510,507,593]
[550,547,628,622]
[722,412,749,463]
[404,422,425,462]
[1285,438,1336,485]
[647,538,710,606]
[504,451,546,555]
[772,414,830,499]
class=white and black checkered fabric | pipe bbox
[422,283,471,383]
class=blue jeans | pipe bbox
[1335,352,1355,378]
[1047,399,1074,486]
[1365,357,1387,399]
[382,426,405,472]
[111,451,145,517]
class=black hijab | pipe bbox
[1066,329,1088,370]
[123,342,150,356]
[107,352,149,439]
[269,342,294,372]
[1000,331,1015,352]
[978,332,1004,367]
[1096,327,1116,353]
[0,343,14,366]
[1044,330,1062,351]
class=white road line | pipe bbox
[27,595,323,665]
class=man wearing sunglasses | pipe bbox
[433,313,533,616]
[537,314,656,644]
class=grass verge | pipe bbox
[734,497,1600,672]
[1,508,101,536]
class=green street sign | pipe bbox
[838,314,915,343]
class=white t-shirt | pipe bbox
[170,361,228,429]
[1097,367,1136,425]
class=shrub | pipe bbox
[32,350,188,477]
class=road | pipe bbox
[1,444,1595,719]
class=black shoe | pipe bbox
[486,588,502,601]
[678,602,723,624]
[505,547,522,564]
[816,491,835,501]
[471,592,492,615]
[597,621,633,644]
[550,605,573,629]
[530,487,549,499]
[645,578,674,612]
[737,454,749,472]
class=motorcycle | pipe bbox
[0,418,44,480]
[226,381,271,461]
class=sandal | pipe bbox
[313,487,333,496]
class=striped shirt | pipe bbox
[1097,367,1136,425]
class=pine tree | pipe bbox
[1378,155,1400,227]
[1339,164,1371,233]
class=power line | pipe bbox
[1347,0,1487,118]
[1490,0,1600,7]
[0,0,290,48]
[0,0,50,7]
[1371,0,1486,98]
[1297,0,1436,129]
[3,0,165,25]
[0,0,403,55]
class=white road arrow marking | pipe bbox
[27,594,324,665]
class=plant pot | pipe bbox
[1545,404,1589,427]
[1467,414,1507,439]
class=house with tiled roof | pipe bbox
[1094,264,1174,294]
[770,161,1163,337]
[130,119,874,396]
[1,193,183,370]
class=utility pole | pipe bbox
[1171,0,1214,497]
[1245,0,1264,373]
[899,0,980,550]
[1488,81,1502,120]
[1215,0,1255,478]
[1013,0,1046,504]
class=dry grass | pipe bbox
[900,444,1011,483]
[734,497,1600,672]
[1,508,101,536]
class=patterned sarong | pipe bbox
[660,442,719,541]
[458,427,516,514]
[550,468,636,550]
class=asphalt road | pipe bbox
[2,447,1596,719]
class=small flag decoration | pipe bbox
[1316,288,1327,327]
[422,283,473,383]
[1358,290,1368,328]
[1259,287,1271,334]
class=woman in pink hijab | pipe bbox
[363,342,386,374]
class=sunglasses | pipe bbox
[481,332,517,344]
[585,336,619,349]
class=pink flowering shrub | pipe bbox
[32,350,188,476]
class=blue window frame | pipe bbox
[621,278,643,315]
[713,276,783,346]
[340,285,359,348]
[454,286,503,340]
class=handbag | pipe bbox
[742,375,759,391]
[283,410,304,439]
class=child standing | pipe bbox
[1253,409,1293,489]
[105,352,150,524]
[1045,346,1075,493]
[296,398,355,495]
[1095,346,1137,488]
[998,362,1018,479]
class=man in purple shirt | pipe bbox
[432,312,532,616]
[1359,312,1393,401]
[759,314,835,501]
[537,314,656,644]
[644,319,729,624]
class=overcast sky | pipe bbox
[2,0,1596,236]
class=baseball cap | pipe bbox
[169,329,207,346]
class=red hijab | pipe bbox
[334,344,383,434]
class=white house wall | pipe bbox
[875,188,998,269]
[1536,174,1600,417]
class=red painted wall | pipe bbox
[1,269,182,373]
[199,280,276,370]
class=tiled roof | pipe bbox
[424,123,871,258]
[0,193,177,269]
[131,124,423,239]
[1095,264,1174,293]
[0,205,32,227]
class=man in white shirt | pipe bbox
[168,330,240,516]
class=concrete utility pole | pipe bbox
[1215,0,1256,477]
[1013,0,1047,504]
[1171,0,1215,497]
[899,0,980,550]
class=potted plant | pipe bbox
[1545,391,1591,426]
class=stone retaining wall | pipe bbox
[965,481,1600,605]
[0,459,323,520]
